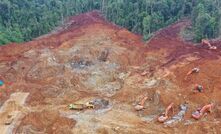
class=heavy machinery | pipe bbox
[135,95,148,111]
[186,67,200,76]
[192,103,214,120]
[193,84,203,92]
[185,67,200,80]
[158,103,174,123]
[201,39,217,50]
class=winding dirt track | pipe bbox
[0,11,221,134]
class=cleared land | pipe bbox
[0,11,221,133]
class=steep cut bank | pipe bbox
[0,11,221,133]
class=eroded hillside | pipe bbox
[0,11,221,134]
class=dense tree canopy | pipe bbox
[0,0,220,45]
[191,0,221,41]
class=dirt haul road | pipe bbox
[0,11,221,134]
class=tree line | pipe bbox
[0,0,220,45]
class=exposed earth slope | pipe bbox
[0,11,221,134]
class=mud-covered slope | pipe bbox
[0,11,221,134]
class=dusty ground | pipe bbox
[0,11,221,134]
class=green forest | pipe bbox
[0,0,220,45]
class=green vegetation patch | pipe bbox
[0,0,220,45]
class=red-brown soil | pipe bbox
[0,10,221,133]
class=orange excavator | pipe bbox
[192,103,214,120]
[134,96,148,111]
[186,67,200,76]
[201,39,217,50]
[158,103,174,123]
[185,67,200,80]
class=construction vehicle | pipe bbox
[185,67,200,80]
[201,39,217,50]
[158,103,174,123]
[193,84,203,92]
[192,103,214,120]
[164,104,188,125]
[68,102,94,110]
[134,96,148,111]
[186,67,200,76]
